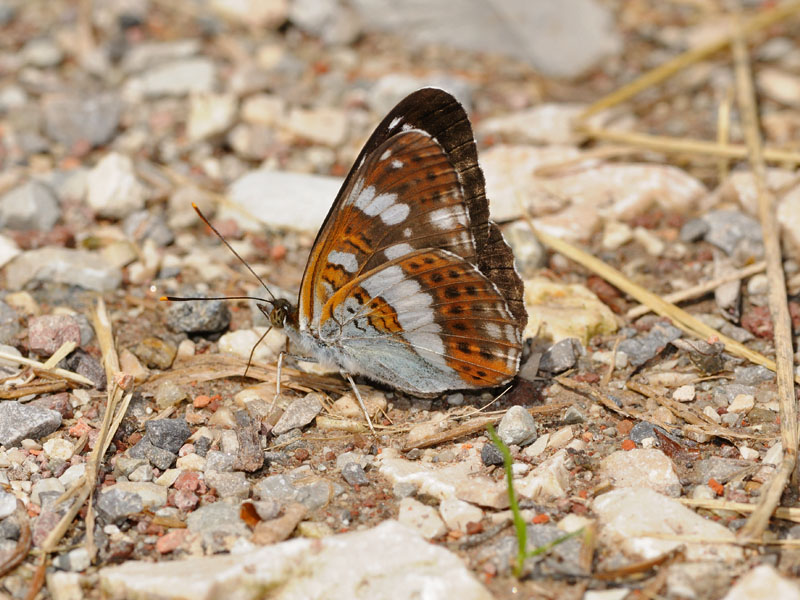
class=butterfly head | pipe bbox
[258,298,293,329]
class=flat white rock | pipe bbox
[100,520,491,600]
[600,449,681,497]
[222,169,343,233]
[593,487,743,562]
[722,564,800,600]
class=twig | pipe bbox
[579,127,800,165]
[0,380,68,399]
[23,554,47,600]
[578,0,800,119]
[730,12,798,542]
[716,88,733,182]
[679,497,800,524]
[626,261,766,319]
[0,350,94,386]
[42,341,77,370]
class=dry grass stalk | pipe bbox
[716,89,733,181]
[578,0,800,119]
[41,299,131,559]
[0,381,68,400]
[578,127,800,165]
[730,15,799,542]
[529,224,800,386]
[41,341,77,369]
[0,350,94,386]
[626,261,766,319]
[679,497,800,524]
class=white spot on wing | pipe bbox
[384,243,414,260]
[391,160,403,169]
[361,266,405,298]
[328,250,358,273]
[362,192,397,217]
[485,322,501,340]
[403,228,412,238]
[405,331,447,367]
[380,202,409,225]
[429,206,468,230]
[380,149,391,160]
[389,116,402,129]
[401,123,413,132]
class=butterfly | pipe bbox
[259,88,528,399]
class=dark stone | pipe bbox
[62,349,106,390]
[194,436,211,457]
[166,296,231,334]
[629,422,656,443]
[618,323,682,367]
[143,444,178,470]
[96,489,143,523]
[144,418,191,454]
[539,338,582,373]
[481,443,505,467]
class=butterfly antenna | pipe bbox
[244,325,273,378]
[191,203,276,302]
[159,295,273,303]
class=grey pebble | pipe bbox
[702,210,763,256]
[96,489,143,523]
[341,462,369,486]
[186,502,249,537]
[253,474,297,504]
[296,480,334,510]
[629,422,656,444]
[563,406,585,424]
[679,218,709,242]
[0,401,62,447]
[618,323,682,367]
[122,210,175,247]
[271,393,323,436]
[4,247,122,292]
[0,180,60,231]
[53,547,91,572]
[166,297,231,334]
[712,384,756,406]
[539,338,583,373]
[205,471,250,499]
[205,450,236,472]
[43,92,122,150]
[497,405,538,447]
[734,365,775,385]
[0,491,17,519]
[0,302,20,345]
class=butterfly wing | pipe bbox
[293,88,527,394]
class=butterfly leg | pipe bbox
[343,373,376,436]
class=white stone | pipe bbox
[0,491,17,519]
[209,0,288,27]
[515,449,570,502]
[438,497,483,532]
[43,438,74,461]
[757,68,800,108]
[739,445,759,461]
[176,453,207,471]
[100,520,490,599]
[633,226,665,256]
[284,107,348,147]
[764,441,783,466]
[523,433,549,458]
[87,153,146,219]
[557,514,593,534]
[778,185,800,255]
[109,482,168,509]
[218,328,287,363]
[594,488,742,561]
[156,469,183,488]
[600,449,681,497]
[703,405,722,423]
[187,93,237,142]
[584,590,630,600]
[241,94,286,126]
[722,564,800,600]
[0,234,21,269]
[728,394,755,414]
[58,463,86,488]
[478,103,588,146]
[378,447,508,509]
[547,426,574,449]
[601,220,633,250]
[672,384,696,402]
[398,497,447,539]
[32,477,65,505]
[47,571,84,600]
[222,169,343,233]
[126,58,216,99]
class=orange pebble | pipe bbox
[621,439,636,451]
[532,513,550,524]
[708,477,724,495]
[193,395,212,408]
